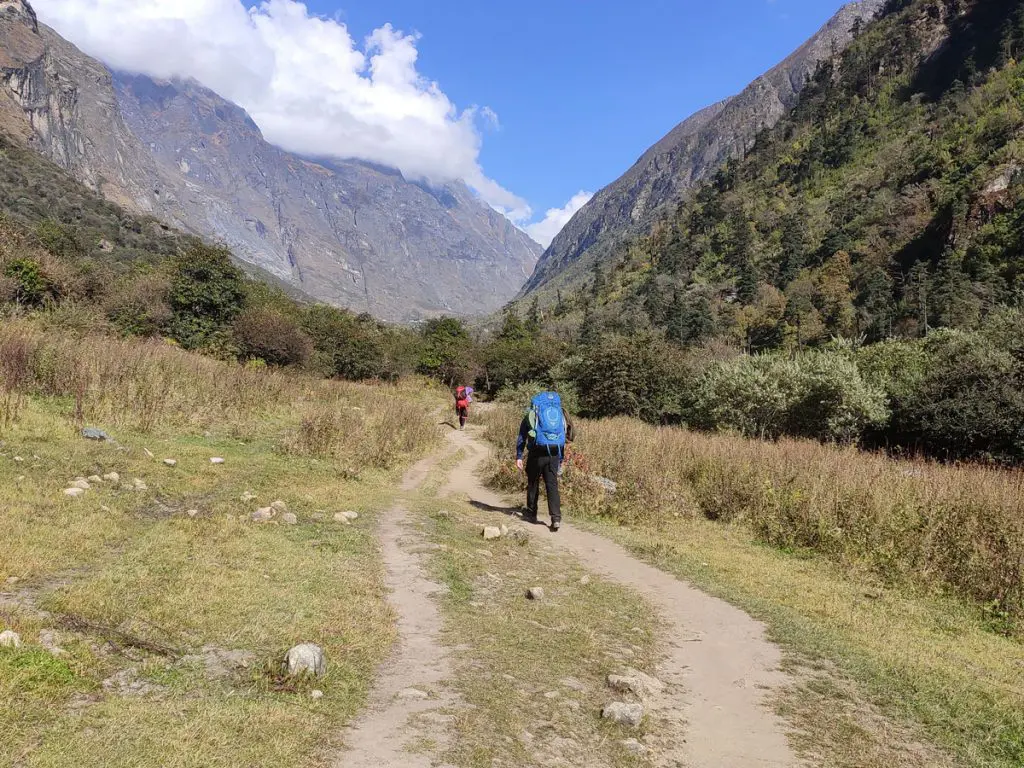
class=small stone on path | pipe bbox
[527,587,545,601]
[482,526,502,540]
[398,687,429,700]
[0,630,21,648]
[285,643,326,677]
[602,701,644,728]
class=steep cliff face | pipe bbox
[523,0,886,297]
[0,1,541,321]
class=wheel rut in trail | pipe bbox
[333,448,459,768]
[442,427,802,768]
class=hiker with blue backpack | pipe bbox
[515,391,574,532]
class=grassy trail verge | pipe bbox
[477,406,1023,768]
[0,339,441,768]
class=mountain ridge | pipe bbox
[523,0,886,298]
[0,0,541,322]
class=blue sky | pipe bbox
[320,0,851,225]
[38,0,853,245]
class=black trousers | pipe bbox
[526,451,561,522]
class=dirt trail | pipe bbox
[442,427,801,768]
[334,448,459,768]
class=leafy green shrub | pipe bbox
[105,272,173,337]
[693,351,889,442]
[233,306,313,367]
[167,244,246,350]
[565,333,696,423]
[3,257,50,307]
[892,330,1024,462]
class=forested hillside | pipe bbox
[467,0,1024,463]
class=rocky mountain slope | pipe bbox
[523,0,885,297]
[0,0,540,321]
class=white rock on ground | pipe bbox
[310,689,324,700]
[621,738,649,755]
[333,512,352,524]
[163,459,177,467]
[602,701,644,728]
[0,630,21,648]
[482,526,502,540]
[397,688,429,700]
[341,510,358,521]
[63,488,85,498]
[70,479,91,490]
[286,643,326,677]
[527,587,545,601]
[252,508,274,522]
[281,513,298,525]
[87,475,102,484]
[210,457,225,464]
[102,472,120,483]
[607,669,665,699]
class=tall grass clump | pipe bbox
[480,405,1024,627]
[283,380,440,469]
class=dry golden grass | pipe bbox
[0,326,442,767]
[479,405,1024,767]
[483,406,1024,623]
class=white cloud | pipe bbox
[32,0,530,217]
[524,191,593,248]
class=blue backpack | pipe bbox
[529,392,566,453]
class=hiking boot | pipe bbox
[522,510,539,524]
[550,520,561,532]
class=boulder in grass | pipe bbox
[482,526,502,540]
[281,513,298,526]
[82,428,111,442]
[526,587,545,601]
[252,508,274,523]
[0,630,21,648]
[286,643,326,678]
[163,459,177,467]
[602,701,643,728]
[102,472,120,483]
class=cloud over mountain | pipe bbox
[33,0,532,220]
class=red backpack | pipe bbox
[455,386,469,407]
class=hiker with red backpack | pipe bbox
[454,385,474,429]
[515,391,574,532]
